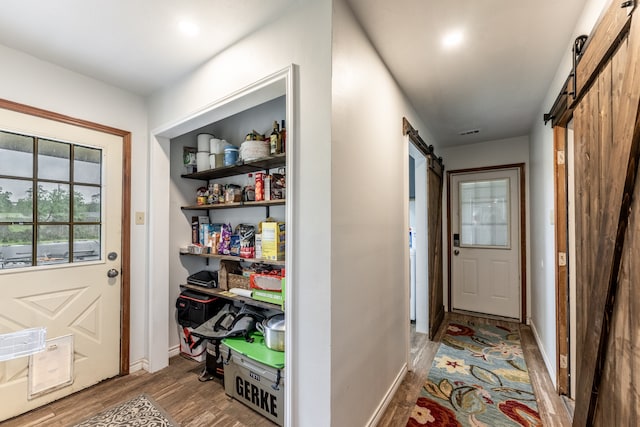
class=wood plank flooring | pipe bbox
[2,313,571,426]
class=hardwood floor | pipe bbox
[2,312,571,426]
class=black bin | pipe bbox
[176,289,222,328]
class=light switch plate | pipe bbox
[135,212,145,225]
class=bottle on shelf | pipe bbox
[244,173,255,201]
[279,120,286,154]
[270,120,280,155]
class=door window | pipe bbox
[0,130,102,269]
[459,178,510,248]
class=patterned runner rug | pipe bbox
[72,393,178,427]
[407,321,542,427]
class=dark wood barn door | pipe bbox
[568,3,640,425]
[426,156,444,339]
[403,118,444,340]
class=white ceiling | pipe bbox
[0,0,587,147]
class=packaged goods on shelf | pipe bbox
[218,224,233,255]
[255,172,265,201]
[272,171,286,200]
[235,224,256,259]
[262,222,285,261]
[230,235,241,256]
[252,288,284,306]
[255,233,262,259]
[250,272,283,291]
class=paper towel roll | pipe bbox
[196,152,210,171]
[210,138,222,153]
[197,133,213,152]
[229,288,253,298]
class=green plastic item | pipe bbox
[222,332,284,369]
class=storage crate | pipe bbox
[221,334,285,426]
[219,260,246,290]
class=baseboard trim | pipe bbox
[366,363,408,427]
[129,358,149,373]
[168,344,180,359]
[529,319,556,389]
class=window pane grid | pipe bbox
[0,130,102,269]
[459,178,510,248]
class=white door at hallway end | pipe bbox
[450,167,521,319]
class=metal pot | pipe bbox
[257,314,285,351]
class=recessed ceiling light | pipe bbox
[178,19,199,37]
[442,30,464,49]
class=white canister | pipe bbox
[210,138,222,154]
[197,133,213,152]
[209,153,217,169]
[196,151,210,171]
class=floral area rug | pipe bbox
[72,393,178,427]
[407,321,542,427]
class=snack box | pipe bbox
[261,222,285,261]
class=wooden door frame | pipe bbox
[446,163,527,323]
[553,126,570,396]
[0,98,132,375]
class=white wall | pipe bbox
[528,0,609,387]
[331,0,435,425]
[147,1,333,425]
[440,135,530,316]
[0,44,149,368]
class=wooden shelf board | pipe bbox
[181,199,285,210]
[180,252,285,266]
[181,153,286,181]
[180,283,283,311]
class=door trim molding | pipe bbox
[553,126,570,395]
[0,98,132,375]
[446,163,527,323]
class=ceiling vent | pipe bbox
[459,128,480,136]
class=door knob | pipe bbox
[454,249,460,256]
[107,269,119,278]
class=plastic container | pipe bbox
[224,147,239,166]
[221,333,285,426]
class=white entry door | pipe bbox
[450,168,521,319]
[0,107,123,421]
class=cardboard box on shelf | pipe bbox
[261,222,285,261]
